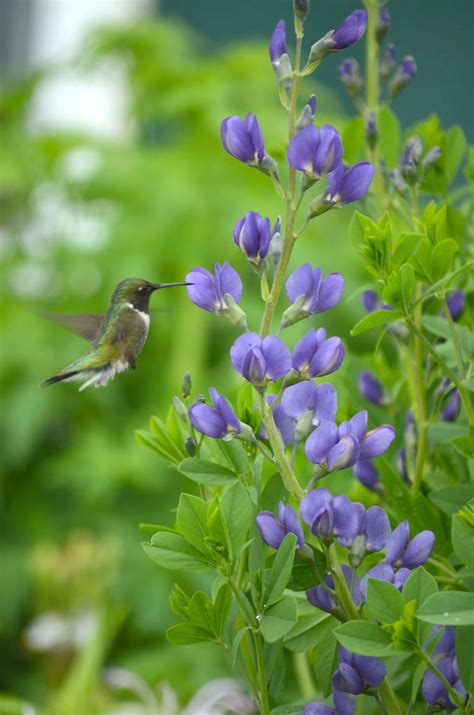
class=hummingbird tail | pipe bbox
[41,370,80,387]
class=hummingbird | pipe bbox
[41,278,190,391]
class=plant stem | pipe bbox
[254,629,271,715]
[256,391,304,500]
[293,652,316,699]
[418,649,465,708]
[327,544,402,715]
[407,319,474,424]
[260,29,303,338]
[441,300,466,380]
[363,0,386,213]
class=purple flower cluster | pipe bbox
[189,387,241,440]
[422,627,467,710]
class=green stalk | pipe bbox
[293,652,316,699]
[254,629,271,715]
[363,0,386,212]
[411,301,428,496]
[418,649,465,709]
[257,391,304,500]
[442,300,466,380]
[260,26,303,338]
[407,319,474,424]
[327,544,402,715]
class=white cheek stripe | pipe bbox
[125,302,150,329]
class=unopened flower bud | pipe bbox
[422,146,441,171]
[339,58,363,98]
[389,55,417,98]
[379,43,396,80]
[446,290,464,321]
[184,435,197,457]
[389,168,409,196]
[358,370,385,405]
[376,8,390,43]
[350,534,367,567]
[296,95,316,131]
[365,112,378,150]
[268,217,283,270]
[172,396,188,422]
[181,372,192,398]
[293,0,310,21]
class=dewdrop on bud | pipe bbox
[181,372,192,398]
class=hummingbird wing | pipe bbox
[37,312,105,341]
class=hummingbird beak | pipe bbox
[150,281,193,291]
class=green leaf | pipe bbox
[264,532,297,606]
[231,626,252,667]
[452,515,474,570]
[135,430,181,463]
[260,595,297,643]
[431,239,459,282]
[178,458,237,486]
[444,125,467,184]
[143,533,212,572]
[456,626,474,692]
[188,591,216,634]
[403,567,438,608]
[391,233,423,272]
[414,261,474,307]
[351,309,404,337]
[149,415,185,461]
[176,493,212,555]
[429,485,474,516]
[216,439,249,476]
[366,578,405,624]
[378,106,401,168]
[313,628,338,696]
[334,621,393,656]
[416,592,474,625]
[221,482,253,556]
[166,623,216,645]
[213,582,232,637]
[283,607,334,653]
[342,116,365,164]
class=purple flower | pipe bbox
[304,691,355,715]
[326,162,375,206]
[379,43,396,80]
[385,521,435,569]
[442,389,461,422]
[422,657,467,711]
[256,501,304,550]
[376,8,390,43]
[282,263,344,328]
[333,647,386,694]
[287,125,343,180]
[221,113,272,172]
[353,460,380,490]
[360,562,411,600]
[269,20,288,63]
[358,371,385,405]
[307,563,361,613]
[362,290,379,313]
[339,58,363,97]
[300,489,364,546]
[303,705,335,715]
[331,10,367,50]
[305,410,395,472]
[230,332,291,386]
[446,290,465,321]
[296,95,317,131]
[232,211,271,266]
[389,56,417,98]
[292,328,345,378]
[260,394,296,445]
[281,380,337,442]
[189,388,241,440]
[186,262,246,328]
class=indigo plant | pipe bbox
[138,1,474,712]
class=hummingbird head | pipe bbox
[112,278,191,313]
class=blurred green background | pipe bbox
[0,1,472,712]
